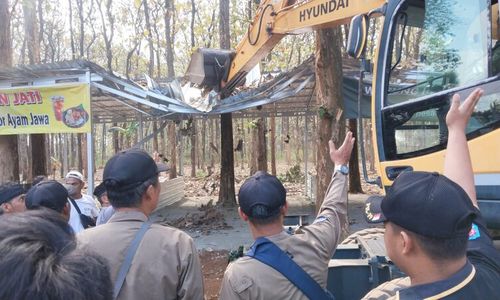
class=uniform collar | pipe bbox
[398,261,476,300]
[107,210,148,223]
[262,230,290,241]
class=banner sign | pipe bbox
[0,83,91,135]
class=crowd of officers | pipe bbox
[0,88,499,300]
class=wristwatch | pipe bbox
[335,164,349,175]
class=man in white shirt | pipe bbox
[65,171,99,233]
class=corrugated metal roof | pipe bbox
[0,60,203,123]
[0,57,370,122]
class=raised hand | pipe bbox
[446,88,483,132]
[329,131,355,166]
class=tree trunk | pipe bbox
[152,120,159,152]
[250,121,258,175]
[77,133,83,171]
[269,117,276,175]
[97,0,114,72]
[101,123,107,167]
[82,134,88,177]
[295,116,301,163]
[112,122,119,153]
[240,118,245,170]
[315,28,346,235]
[68,0,76,59]
[177,121,183,176]
[348,119,363,193]
[285,116,291,165]
[190,120,196,177]
[23,0,47,179]
[256,118,267,172]
[190,0,196,48]
[143,0,155,76]
[168,122,177,179]
[201,118,206,171]
[164,0,175,78]
[217,0,235,206]
[218,113,236,206]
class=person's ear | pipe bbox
[281,201,288,215]
[1,203,12,213]
[145,184,159,202]
[400,230,414,255]
[238,207,249,222]
[62,203,71,221]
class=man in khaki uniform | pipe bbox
[78,149,204,300]
[219,132,355,299]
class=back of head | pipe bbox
[365,172,476,262]
[25,180,68,213]
[103,148,167,208]
[0,209,112,300]
[238,171,287,225]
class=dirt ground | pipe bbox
[200,250,229,300]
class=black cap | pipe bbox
[238,171,286,219]
[0,183,25,205]
[93,182,106,198]
[25,181,69,213]
[365,172,477,238]
[103,148,169,191]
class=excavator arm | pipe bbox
[187,0,386,95]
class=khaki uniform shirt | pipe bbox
[77,211,204,300]
[219,172,348,299]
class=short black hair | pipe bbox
[107,176,159,208]
[391,223,468,261]
[0,209,112,300]
[247,204,283,226]
[411,231,468,261]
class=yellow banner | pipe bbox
[0,83,91,135]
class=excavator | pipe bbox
[187,0,499,298]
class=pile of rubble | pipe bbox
[167,200,232,234]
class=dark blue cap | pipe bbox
[0,183,25,205]
[103,148,169,192]
[93,182,106,197]
[26,180,68,213]
[238,171,286,219]
[365,172,477,238]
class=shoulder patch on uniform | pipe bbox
[229,275,253,294]
[468,223,480,240]
[313,216,328,224]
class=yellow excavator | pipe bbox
[187,0,499,298]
